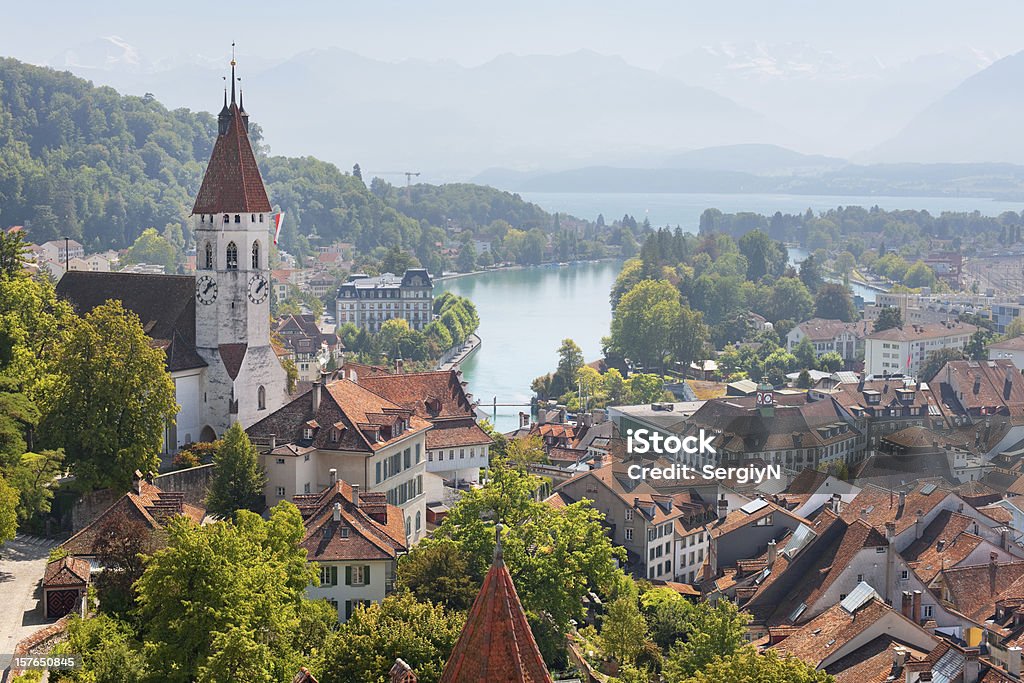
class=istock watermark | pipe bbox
[624,427,782,485]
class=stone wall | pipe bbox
[153,464,215,507]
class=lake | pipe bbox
[448,192,1020,431]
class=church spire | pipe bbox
[230,42,237,107]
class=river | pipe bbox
[446,192,1022,430]
[437,261,622,431]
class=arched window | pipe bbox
[258,385,266,410]
[204,242,213,269]
[251,240,260,270]
[234,214,241,223]
[251,214,256,222]
[223,214,229,224]
[201,214,205,223]
[226,242,238,270]
[259,214,264,223]
[415,510,421,532]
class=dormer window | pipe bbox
[303,427,314,440]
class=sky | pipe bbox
[6,0,1024,71]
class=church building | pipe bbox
[56,57,290,450]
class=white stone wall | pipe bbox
[306,559,391,623]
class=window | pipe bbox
[223,214,229,224]
[259,214,264,223]
[428,451,433,462]
[923,605,933,618]
[345,565,368,587]
[901,570,909,580]
[275,486,285,497]
[460,449,465,459]
[251,240,260,269]
[320,566,338,586]
[258,386,266,410]
[204,242,213,269]
[415,511,421,532]
[304,453,310,462]
[625,508,633,522]
[376,462,381,484]
[303,482,310,493]
[276,458,285,465]
[857,574,864,582]
[226,242,238,270]
[416,444,421,462]
[234,214,241,223]
[625,528,633,541]
[404,448,411,469]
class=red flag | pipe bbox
[273,212,284,246]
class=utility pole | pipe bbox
[404,171,420,201]
[63,236,69,272]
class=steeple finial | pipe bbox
[493,523,505,566]
[230,42,237,106]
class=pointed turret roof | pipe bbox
[192,58,271,215]
[439,526,554,683]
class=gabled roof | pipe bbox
[61,481,204,557]
[357,370,476,420]
[192,102,271,214]
[935,560,1024,622]
[294,481,406,562]
[839,480,955,538]
[440,536,553,683]
[43,555,90,587]
[56,271,205,372]
[866,322,977,342]
[901,510,985,583]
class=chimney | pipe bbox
[892,646,909,669]
[885,521,896,542]
[537,409,547,425]
[898,489,906,509]
[831,492,842,514]
[581,412,593,428]
[912,590,921,624]
[1002,528,1010,551]
[332,502,341,522]
[395,358,404,374]
[351,483,359,506]
[329,468,337,486]
[900,591,912,619]
[915,510,923,540]
[269,433,277,449]
[990,551,999,596]
[963,648,981,683]
[1009,647,1022,677]
[767,539,777,568]
[919,673,933,683]
[718,496,729,521]
[132,469,143,495]
[312,380,322,413]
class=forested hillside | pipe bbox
[0,57,564,271]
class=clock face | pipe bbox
[196,274,218,305]
[248,274,269,304]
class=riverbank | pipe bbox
[436,333,482,371]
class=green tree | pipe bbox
[602,591,649,666]
[318,592,465,683]
[134,503,318,683]
[8,449,63,524]
[814,283,856,322]
[0,230,28,278]
[674,647,832,683]
[873,306,903,333]
[671,307,709,372]
[604,368,627,405]
[738,230,786,281]
[794,337,816,370]
[39,300,178,491]
[205,423,266,520]
[798,253,825,293]
[626,374,668,404]
[662,600,750,681]
[456,240,477,273]
[124,227,178,271]
[555,338,585,395]
[965,329,995,361]
[904,261,936,289]
[609,280,681,370]
[796,368,813,389]
[0,474,17,544]
[641,587,693,650]
[505,435,546,469]
[1004,317,1024,340]
[50,614,148,683]
[816,351,843,373]
[397,538,479,611]
[764,277,814,325]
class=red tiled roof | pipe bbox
[296,481,406,562]
[192,102,271,214]
[43,556,90,587]
[440,542,553,683]
[866,322,977,342]
[901,510,985,583]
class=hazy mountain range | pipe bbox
[18,36,1024,186]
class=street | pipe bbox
[0,534,59,673]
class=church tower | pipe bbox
[192,52,289,435]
